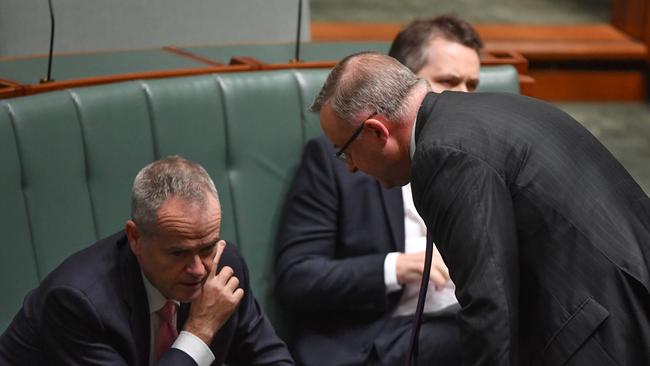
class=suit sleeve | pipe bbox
[412,146,520,366]
[39,286,132,365]
[40,286,198,366]
[275,139,393,313]
[226,248,294,366]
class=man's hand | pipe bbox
[183,241,245,345]
[395,249,450,290]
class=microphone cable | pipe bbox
[41,0,55,83]
[293,0,302,63]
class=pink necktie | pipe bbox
[154,301,179,362]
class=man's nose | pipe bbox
[455,83,469,93]
[186,255,206,277]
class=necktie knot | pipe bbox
[158,301,176,324]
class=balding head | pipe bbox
[312,53,430,188]
[310,52,427,127]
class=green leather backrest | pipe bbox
[217,71,305,320]
[477,65,520,94]
[0,108,40,326]
[0,65,519,332]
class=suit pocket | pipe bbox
[542,297,610,365]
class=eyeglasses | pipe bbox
[335,111,377,162]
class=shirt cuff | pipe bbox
[384,252,402,293]
[172,330,216,366]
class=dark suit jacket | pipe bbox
[411,92,650,365]
[0,231,293,366]
[275,136,406,365]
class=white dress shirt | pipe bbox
[383,183,459,316]
[142,274,215,366]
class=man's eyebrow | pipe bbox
[167,238,220,252]
[167,246,189,253]
[435,74,460,79]
[202,238,221,248]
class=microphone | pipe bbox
[40,0,55,83]
[291,0,302,63]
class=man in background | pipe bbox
[1,156,294,366]
[275,15,482,366]
[389,14,481,92]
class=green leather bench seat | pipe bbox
[0,65,519,333]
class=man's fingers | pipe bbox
[225,274,240,293]
[211,240,226,276]
[436,262,450,281]
[430,248,450,288]
[233,288,245,302]
[216,265,234,284]
[429,270,448,290]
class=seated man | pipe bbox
[275,15,482,366]
[0,156,294,366]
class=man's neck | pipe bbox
[403,83,432,158]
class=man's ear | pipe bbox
[125,220,141,254]
[364,118,390,145]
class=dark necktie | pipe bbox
[154,301,179,362]
[404,230,434,366]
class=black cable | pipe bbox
[43,0,55,83]
[404,230,434,366]
[293,0,302,62]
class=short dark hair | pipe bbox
[388,14,483,73]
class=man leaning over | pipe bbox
[312,52,650,365]
[276,15,481,366]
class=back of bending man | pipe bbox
[312,52,650,365]
[276,15,482,366]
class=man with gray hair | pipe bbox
[313,52,650,365]
[276,15,484,366]
[314,52,428,188]
[0,156,294,366]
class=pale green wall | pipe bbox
[0,0,311,57]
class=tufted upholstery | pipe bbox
[0,65,519,332]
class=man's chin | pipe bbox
[174,282,204,302]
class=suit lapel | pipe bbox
[379,183,405,252]
[119,236,150,366]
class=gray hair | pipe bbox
[309,52,424,125]
[131,155,219,235]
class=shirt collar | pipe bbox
[141,272,179,314]
[410,116,417,159]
